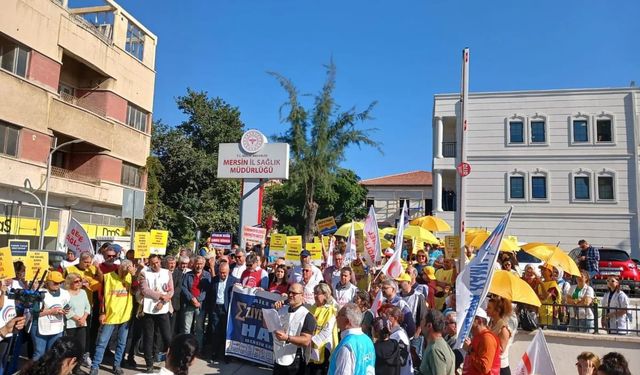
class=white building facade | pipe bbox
[432,87,640,257]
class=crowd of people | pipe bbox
[0,236,633,375]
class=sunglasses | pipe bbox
[73,279,82,283]
[287,291,302,295]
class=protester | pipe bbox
[271,282,317,375]
[289,250,323,285]
[420,309,455,375]
[301,263,320,306]
[230,250,247,279]
[575,352,600,375]
[487,296,514,375]
[166,255,184,335]
[181,255,210,349]
[521,265,539,290]
[462,307,501,375]
[434,258,455,310]
[566,269,595,333]
[207,262,235,363]
[601,276,630,335]
[353,290,374,338]
[308,283,338,375]
[536,264,560,328]
[136,334,199,375]
[240,253,269,289]
[63,273,91,371]
[62,250,79,269]
[442,311,457,348]
[597,352,631,375]
[577,240,600,280]
[323,251,356,287]
[380,279,416,338]
[0,285,25,374]
[397,271,425,365]
[413,250,429,277]
[406,266,428,297]
[421,266,437,309]
[31,271,71,361]
[384,305,413,375]
[327,303,375,375]
[97,244,122,274]
[19,336,82,375]
[268,264,289,295]
[333,267,359,308]
[373,317,402,375]
[90,260,136,375]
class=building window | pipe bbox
[509,176,525,199]
[509,121,524,143]
[530,121,546,143]
[125,21,145,61]
[0,36,29,78]
[126,104,148,132]
[0,121,19,157]
[597,176,614,200]
[121,162,142,188]
[596,119,612,143]
[531,176,547,199]
[366,199,374,208]
[573,120,589,143]
[574,176,590,200]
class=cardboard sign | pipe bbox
[242,226,267,246]
[316,216,338,235]
[355,229,365,253]
[0,247,15,280]
[149,229,169,255]
[322,236,330,251]
[444,235,460,259]
[285,236,303,265]
[135,232,151,258]
[269,234,287,259]
[8,239,29,256]
[305,243,323,266]
[24,251,48,281]
[210,232,232,250]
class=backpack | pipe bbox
[397,340,409,366]
[518,307,538,331]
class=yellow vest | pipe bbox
[65,265,101,305]
[103,271,133,325]
[309,303,339,364]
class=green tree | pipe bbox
[270,62,381,242]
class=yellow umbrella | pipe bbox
[464,229,490,246]
[384,225,439,244]
[490,270,541,307]
[410,216,452,232]
[334,222,364,237]
[467,232,520,251]
[521,243,581,276]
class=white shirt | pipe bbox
[333,283,358,308]
[332,328,364,374]
[216,277,228,305]
[62,259,79,269]
[37,289,71,336]
[231,263,246,279]
[302,279,319,306]
[289,264,323,285]
[390,325,414,375]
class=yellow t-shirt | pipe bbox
[103,271,133,325]
[65,265,101,305]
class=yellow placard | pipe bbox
[0,247,15,280]
[134,232,151,258]
[355,230,365,253]
[316,216,338,235]
[444,235,460,259]
[24,251,49,281]
[322,236,330,251]
[285,236,303,264]
[313,236,321,244]
[305,243,323,266]
[270,233,287,259]
[149,229,169,255]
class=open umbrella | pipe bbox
[467,232,520,251]
[410,216,452,232]
[521,243,581,276]
[383,225,439,244]
[489,270,541,307]
[334,222,364,237]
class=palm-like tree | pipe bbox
[270,62,382,243]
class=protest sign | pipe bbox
[305,243,322,266]
[316,216,337,235]
[242,226,267,246]
[285,236,303,265]
[225,285,285,366]
[355,229,365,253]
[149,230,169,255]
[8,239,29,256]
[363,206,381,268]
[210,232,232,250]
[0,247,15,280]
[444,235,460,259]
[65,218,94,256]
[24,251,48,281]
[135,232,151,258]
[269,233,287,259]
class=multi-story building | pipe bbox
[432,87,640,257]
[0,0,157,249]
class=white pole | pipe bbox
[457,48,470,272]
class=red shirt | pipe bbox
[241,268,264,288]
[463,329,501,375]
[191,273,201,299]
[269,282,288,295]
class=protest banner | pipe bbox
[225,285,285,366]
[316,216,337,235]
[381,201,407,279]
[134,232,151,258]
[8,239,29,256]
[210,232,232,250]
[269,233,287,258]
[242,226,267,246]
[305,243,322,266]
[363,205,381,268]
[444,235,460,259]
[149,229,169,255]
[0,247,15,280]
[285,235,303,265]
[515,329,557,375]
[354,229,365,254]
[65,218,94,256]
[24,251,49,281]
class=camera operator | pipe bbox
[31,272,70,360]
[0,282,26,373]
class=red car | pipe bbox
[569,247,639,296]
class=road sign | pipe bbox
[122,189,145,219]
[456,162,471,177]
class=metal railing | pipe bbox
[59,92,107,118]
[442,142,456,157]
[69,13,113,45]
[51,166,101,186]
[531,302,639,336]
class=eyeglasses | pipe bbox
[287,290,302,295]
[73,280,82,284]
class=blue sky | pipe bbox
[114,0,638,180]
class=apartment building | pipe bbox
[432,87,640,257]
[0,0,157,249]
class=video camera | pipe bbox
[7,269,48,317]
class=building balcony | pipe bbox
[59,91,107,118]
[51,166,101,186]
[442,142,457,158]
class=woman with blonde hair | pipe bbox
[307,283,338,375]
[566,269,595,333]
[601,276,630,335]
[63,273,91,372]
[575,351,600,375]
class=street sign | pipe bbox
[8,239,29,255]
[122,189,145,219]
[456,162,471,177]
[217,143,290,179]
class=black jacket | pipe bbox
[374,339,402,375]
[171,268,184,312]
[207,274,237,313]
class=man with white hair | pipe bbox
[327,303,375,375]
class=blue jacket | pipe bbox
[328,330,375,375]
[181,270,212,307]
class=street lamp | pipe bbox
[39,138,83,250]
[18,189,44,248]
[182,214,200,252]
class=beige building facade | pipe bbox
[0,0,157,249]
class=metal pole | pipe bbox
[183,214,198,252]
[19,189,44,249]
[457,48,470,272]
[40,138,83,250]
[129,193,135,248]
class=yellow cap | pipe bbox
[423,266,436,280]
[395,272,411,283]
[47,271,65,283]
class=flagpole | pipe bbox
[457,48,470,272]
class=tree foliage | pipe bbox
[269,62,381,242]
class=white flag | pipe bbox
[381,201,407,279]
[371,290,384,317]
[326,236,336,268]
[345,221,357,265]
[65,218,94,256]
[363,205,381,267]
[515,329,557,375]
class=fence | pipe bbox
[531,302,639,336]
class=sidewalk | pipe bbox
[116,357,271,375]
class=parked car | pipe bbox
[568,247,640,295]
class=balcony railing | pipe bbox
[442,142,457,157]
[51,166,101,186]
[59,92,107,118]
